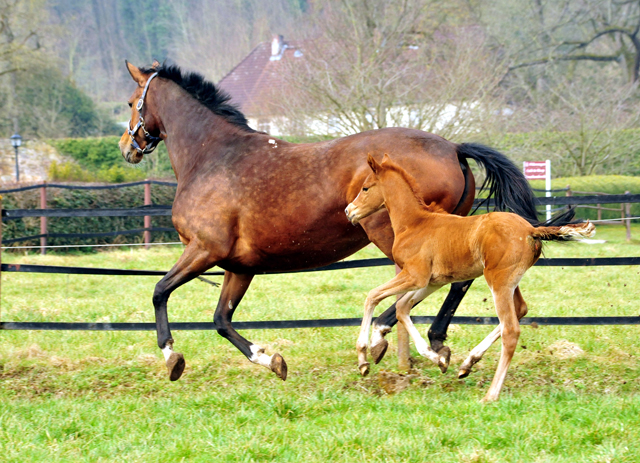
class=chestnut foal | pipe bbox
[345,154,595,402]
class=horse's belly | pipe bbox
[220,222,371,273]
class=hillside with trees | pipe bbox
[1,0,639,179]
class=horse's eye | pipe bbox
[362,187,369,192]
[128,102,133,108]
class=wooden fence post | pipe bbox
[40,181,47,255]
[144,180,151,249]
[625,191,632,242]
[395,264,411,373]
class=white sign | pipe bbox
[523,161,548,180]
[523,160,552,220]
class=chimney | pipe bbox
[270,35,285,61]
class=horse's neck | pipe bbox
[154,83,247,180]
[383,173,434,232]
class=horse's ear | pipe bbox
[125,60,147,86]
[152,59,161,69]
[367,154,381,174]
[381,153,391,164]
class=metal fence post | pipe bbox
[144,180,151,249]
[396,264,411,373]
[40,181,47,255]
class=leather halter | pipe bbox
[127,72,162,155]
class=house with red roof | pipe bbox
[218,35,304,136]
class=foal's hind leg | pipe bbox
[152,243,217,381]
[214,271,287,380]
[458,286,528,379]
[370,280,474,370]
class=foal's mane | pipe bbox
[140,63,256,133]
[382,160,446,214]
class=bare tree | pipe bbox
[168,0,304,82]
[276,0,507,138]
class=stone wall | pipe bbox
[0,139,70,185]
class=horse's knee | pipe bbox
[214,313,231,339]
[501,326,520,351]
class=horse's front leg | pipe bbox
[358,270,420,376]
[153,243,217,381]
[214,271,287,380]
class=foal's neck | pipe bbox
[382,170,436,231]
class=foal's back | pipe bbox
[394,211,540,286]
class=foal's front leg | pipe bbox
[395,284,449,371]
[357,271,420,376]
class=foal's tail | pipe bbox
[531,221,596,242]
[456,143,539,224]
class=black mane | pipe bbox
[141,63,256,133]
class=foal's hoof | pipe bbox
[370,340,389,364]
[167,352,186,381]
[458,368,470,379]
[359,362,371,376]
[437,346,451,374]
[270,353,288,381]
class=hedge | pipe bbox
[528,175,640,221]
[1,182,178,251]
[47,137,173,182]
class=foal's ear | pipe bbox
[367,154,381,174]
[152,59,161,69]
[125,60,147,87]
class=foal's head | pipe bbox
[345,153,393,225]
[119,61,164,164]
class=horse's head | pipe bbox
[119,61,163,164]
[345,153,389,225]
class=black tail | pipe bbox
[457,142,540,223]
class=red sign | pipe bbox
[523,161,547,180]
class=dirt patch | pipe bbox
[546,340,584,359]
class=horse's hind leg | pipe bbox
[214,271,287,380]
[152,244,217,381]
[483,286,521,402]
[370,279,474,371]
[458,286,528,379]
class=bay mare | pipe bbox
[119,61,541,381]
[346,154,594,401]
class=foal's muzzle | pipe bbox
[345,203,360,225]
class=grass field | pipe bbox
[1,224,640,462]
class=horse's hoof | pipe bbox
[370,340,389,364]
[167,352,185,381]
[270,353,288,381]
[458,368,470,379]
[359,362,371,376]
[437,346,451,374]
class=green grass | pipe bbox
[1,225,640,462]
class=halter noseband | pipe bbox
[127,72,162,155]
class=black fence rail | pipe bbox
[1,183,639,250]
[1,256,639,331]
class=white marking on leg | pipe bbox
[460,325,501,371]
[161,344,174,362]
[370,324,391,347]
[249,344,273,369]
